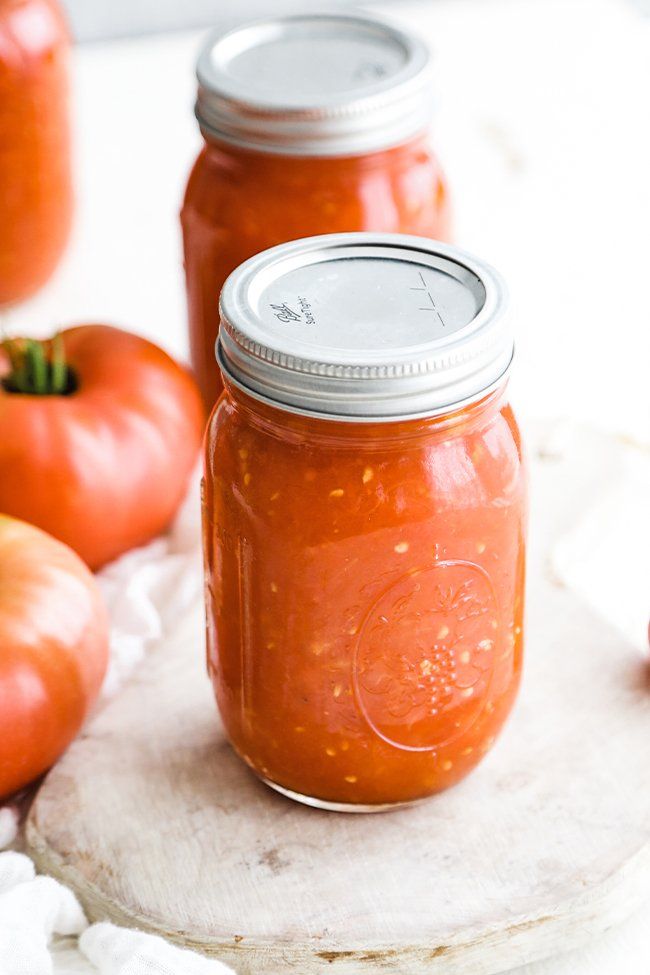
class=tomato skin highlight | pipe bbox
[0,324,205,570]
[0,515,109,800]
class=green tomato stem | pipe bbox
[1,335,75,396]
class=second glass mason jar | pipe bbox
[203,233,527,812]
[181,12,451,409]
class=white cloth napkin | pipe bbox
[551,436,650,652]
[0,852,87,975]
[79,924,233,974]
[0,810,18,851]
[96,470,203,700]
[0,852,234,975]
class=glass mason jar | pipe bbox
[181,13,450,409]
[203,233,527,812]
[0,0,72,306]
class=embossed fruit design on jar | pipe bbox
[354,561,501,753]
[203,233,527,811]
[182,12,450,409]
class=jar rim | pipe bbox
[219,348,513,426]
[195,11,434,157]
[218,233,514,424]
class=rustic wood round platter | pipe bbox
[27,426,650,974]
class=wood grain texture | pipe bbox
[27,427,650,974]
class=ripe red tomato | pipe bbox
[0,515,109,799]
[0,325,205,570]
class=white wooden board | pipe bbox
[27,428,650,974]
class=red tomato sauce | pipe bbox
[0,0,72,305]
[182,135,450,409]
[203,382,526,808]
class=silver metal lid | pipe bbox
[195,12,432,156]
[218,234,513,423]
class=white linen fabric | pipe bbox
[79,924,234,974]
[552,441,650,653]
[95,469,203,701]
[0,852,86,975]
[0,810,18,851]
[0,850,234,975]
